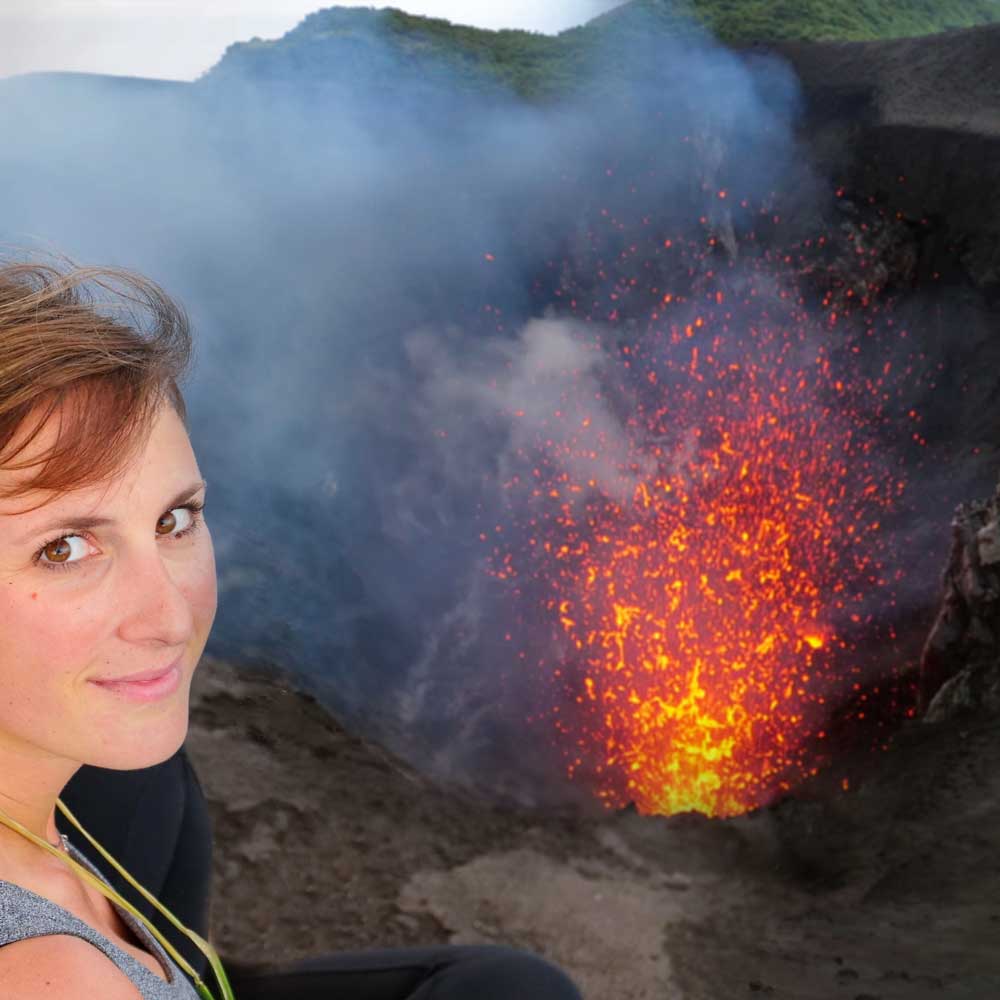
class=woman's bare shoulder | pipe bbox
[0,934,144,999]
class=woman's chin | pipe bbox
[85,712,190,772]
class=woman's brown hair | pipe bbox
[0,259,191,503]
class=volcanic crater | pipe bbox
[183,22,1000,1000]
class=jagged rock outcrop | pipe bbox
[920,476,1000,719]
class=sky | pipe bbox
[0,1,626,81]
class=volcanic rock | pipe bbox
[921,475,1000,719]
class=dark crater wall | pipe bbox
[775,26,1000,295]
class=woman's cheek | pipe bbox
[185,534,218,632]
[6,585,107,676]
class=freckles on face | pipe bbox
[0,403,218,767]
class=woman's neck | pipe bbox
[0,745,81,875]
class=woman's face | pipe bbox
[0,401,217,770]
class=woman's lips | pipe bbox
[90,661,182,702]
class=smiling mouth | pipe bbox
[89,660,184,702]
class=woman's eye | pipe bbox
[156,506,195,536]
[39,535,92,566]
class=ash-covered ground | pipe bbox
[183,24,1000,1000]
[189,656,1000,1000]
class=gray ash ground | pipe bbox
[188,658,1000,999]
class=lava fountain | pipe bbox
[485,216,921,818]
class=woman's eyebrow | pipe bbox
[15,480,207,545]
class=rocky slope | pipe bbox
[188,654,1000,999]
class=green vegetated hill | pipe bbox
[204,0,1000,100]
[587,0,1000,43]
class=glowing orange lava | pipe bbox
[487,222,914,818]
[542,379,893,818]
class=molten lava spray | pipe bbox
[486,218,916,818]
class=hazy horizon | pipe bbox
[0,1,626,82]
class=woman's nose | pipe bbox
[116,547,195,647]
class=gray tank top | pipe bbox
[0,833,200,999]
